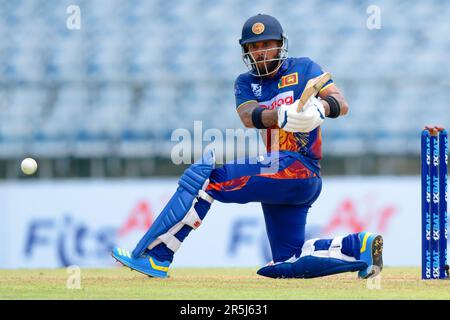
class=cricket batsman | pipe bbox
[112,14,383,279]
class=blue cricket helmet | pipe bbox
[239,14,285,45]
[239,14,288,77]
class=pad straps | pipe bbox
[147,188,214,252]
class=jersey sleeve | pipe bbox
[306,58,334,93]
[234,75,257,109]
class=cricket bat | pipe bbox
[296,72,331,112]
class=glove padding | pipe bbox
[277,96,325,132]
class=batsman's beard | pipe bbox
[255,59,281,77]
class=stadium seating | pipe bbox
[0,0,449,157]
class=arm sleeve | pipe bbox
[307,59,334,93]
[234,75,258,109]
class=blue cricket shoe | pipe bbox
[358,232,383,279]
[111,247,170,278]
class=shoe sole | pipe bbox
[361,235,384,279]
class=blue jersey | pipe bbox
[234,57,333,169]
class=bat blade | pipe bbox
[296,72,331,112]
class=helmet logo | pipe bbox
[252,22,265,35]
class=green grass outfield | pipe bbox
[0,267,449,300]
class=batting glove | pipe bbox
[277,96,325,133]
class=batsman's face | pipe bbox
[247,40,281,75]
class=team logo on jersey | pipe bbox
[278,72,298,89]
[252,23,265,35]
[251,83,262,98]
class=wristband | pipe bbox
[251,107,269,129]
[324,96,341,118]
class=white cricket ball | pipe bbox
[21,158,38,175]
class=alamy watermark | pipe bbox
[366,5,381,30]
[66,265,82,289]
[170,121,292,173]
[66,5,81,30]
[366,266,382,290]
